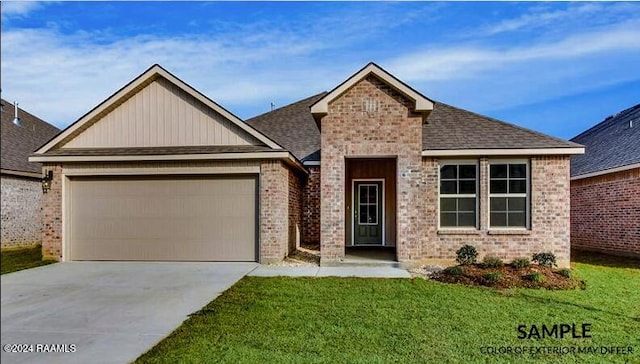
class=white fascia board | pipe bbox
[571,162,640,180]
[422,148,585,157]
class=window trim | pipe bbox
[438,160,479,230]
[488,159,530,230]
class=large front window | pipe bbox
[439,163,478,228]
[489,162,529,228]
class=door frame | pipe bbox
[351,178,385,246]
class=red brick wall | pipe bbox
[320,75,424,262]
[571,167,640,257]
[288,168,303,252]
[259,160,290,262]
[302,166,320,245]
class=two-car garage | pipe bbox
[67,175,258,262]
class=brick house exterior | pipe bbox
[33,63,582,266]
[249,63,583,268]
[1,99,59,248]
[570,104,640,257]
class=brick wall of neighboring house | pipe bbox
[1,174,43,248]
[422,156,572,268]
[41,164,63,260]
[260,160,291,263]
[320,75,424,262]
[302,166,320,245]
[571,167,640,257]
[288,168,303,252]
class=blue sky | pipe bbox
[1,1,639,139]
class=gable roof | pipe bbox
[248,96,582,162]
[1,99,60,176]
[310,62,434,123]
[570,103,640,178]
[34,64,283,155]
[422,102,583,153]
[247,92,326,162]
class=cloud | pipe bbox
[385,20,640,111]
[1,1,49,21]
[482,3,636,35]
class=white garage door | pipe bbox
[68,175,257,261]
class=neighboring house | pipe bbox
[1,99,60,248]
[570,104,640,257]
[30,63,583,267]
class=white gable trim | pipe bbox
[35,65,282,154]
[310,62,434,116]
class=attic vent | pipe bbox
[363,97,379,114]
[631,119,634,128]
[12,101,21,127]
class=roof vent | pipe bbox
[12,101,21,127]
[630,119,634,128]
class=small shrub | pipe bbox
[524,272,546,283]
[483,272,502,283]
[511,258,531,269]
[456,245,478,265]
[532,252,557,267]
[482,256,504,268]
[557,268,572,279]
[443,266,463,276]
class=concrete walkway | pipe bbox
[249,265,411,278]
[1,262,257,364]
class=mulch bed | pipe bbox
[431,264,585,290]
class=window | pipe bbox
[439,163,477,228]
[489,162,529,228]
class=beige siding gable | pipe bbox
[62,78,262,149]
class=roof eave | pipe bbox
[422,147,585,157]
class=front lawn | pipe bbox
[1,245,56,275]
[137,251,639,363]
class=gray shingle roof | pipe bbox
[41,145,274,156]
[246,93,326,162]
[423,102,582,150]
[570,104,640,177]
[1,99,60,174]
[247,95,579,162]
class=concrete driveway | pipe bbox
[1,262,257,364]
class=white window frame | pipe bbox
[488,159,530,230]
[438,160,479,230]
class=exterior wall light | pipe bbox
[42,170,53,193]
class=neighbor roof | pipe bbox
[247,93,326,162]
[1,99,60,176]
[248,96,581,162]
[570,103,640,177]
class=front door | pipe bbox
[353,181,383,245]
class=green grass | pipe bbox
[136,251,640,364]
[1,245,56,275]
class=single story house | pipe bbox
[30,63,583,267]
[1,99,60,248]
[570,104,640,257]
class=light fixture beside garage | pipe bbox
[41,170,53,193]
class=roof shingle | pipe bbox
[570,104,640,177]
[247,95,580,162]
[1,99,60,174]
[246,93,326,162]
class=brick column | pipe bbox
[260,160,289,263]
[42,164,63,261]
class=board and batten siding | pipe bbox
[62,78,261,148]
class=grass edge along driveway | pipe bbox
[136,252,639,364]
[1,245,56,275]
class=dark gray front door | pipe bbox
[354,181,383,245]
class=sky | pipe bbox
[1,1,639,140]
